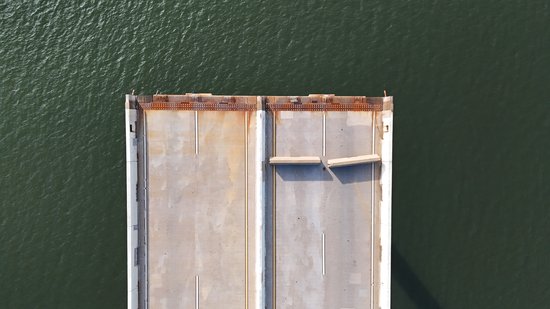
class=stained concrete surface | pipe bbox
[134,95,390,309]
[270,111,378,309]
[145,110,258,309]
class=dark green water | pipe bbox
[1,1,549,308]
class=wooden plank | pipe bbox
[327,154,380,168]
[269,156,321,165]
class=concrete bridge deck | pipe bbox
[125,94,393,309]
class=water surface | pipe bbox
[1,1,549,308]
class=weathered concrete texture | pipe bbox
[270,111,378,309]
[146,110,257,309]
[127,94,393,309]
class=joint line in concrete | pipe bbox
[322,111,326,156]
[244,112,249,309]
[194,111,199,155]
[195,275,199,309]
[322,232,326,276]
[370,111,375,309]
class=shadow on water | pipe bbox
[393,245,443,309]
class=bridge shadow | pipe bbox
[393,245,443,309]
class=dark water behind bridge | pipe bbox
[1,1,549,308]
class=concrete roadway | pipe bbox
[145,110,258,309]
[143,108,379,309]
[272,111,377,309]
